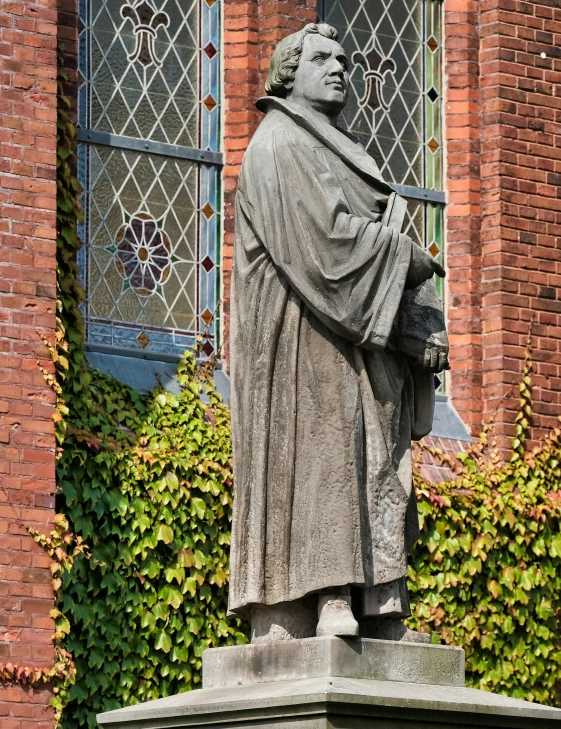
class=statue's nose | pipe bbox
[328,62,345,77]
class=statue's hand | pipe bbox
[417,346,450,373]
[405,243,446,290]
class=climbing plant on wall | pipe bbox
[408,352,561,705]
[55,352,247,729]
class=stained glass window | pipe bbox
[320,0,445,294]
[77,0,222,359]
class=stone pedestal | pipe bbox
[97,638,561,729]
[203,636,465,689]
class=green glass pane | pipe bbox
[426,202,444,274]
[424,0,443,191]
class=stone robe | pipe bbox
[228,97,440,616]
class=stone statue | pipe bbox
[228,23,449,644]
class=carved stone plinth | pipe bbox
[97,638,561,729]
[202,636,465,689]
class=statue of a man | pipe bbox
[228,23,449,644]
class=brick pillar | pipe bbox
[222,0,260,365]
[443,0,561,447]
[478,0,561,446]
[255,0,318,85]
[444,0,483,435]
[0,1,59,726]
[221,0,316,365]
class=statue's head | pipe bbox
[266,23,348,115]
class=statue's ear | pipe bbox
[283,79,294,94]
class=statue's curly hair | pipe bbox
[265,23,339,98]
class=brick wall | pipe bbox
[444,0,483,436]
[479,0,561,446]
[445,0,561,448]
[0,1,59,727]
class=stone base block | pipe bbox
[203,636,465,688]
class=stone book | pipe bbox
[383,191,449,362]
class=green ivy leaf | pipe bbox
[549,534,561,558]
[107,489,128,517]
[154,630,172,654]
[164,566,185,584]
[156,525,174,544]
[159,586,183,609]
[191,498,206,519]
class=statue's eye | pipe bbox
[313,56,325,65]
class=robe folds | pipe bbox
[228,97,438,616]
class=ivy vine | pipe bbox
[408,349,561,704]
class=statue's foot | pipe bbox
[316,594,359,637]
[359,616,430,644]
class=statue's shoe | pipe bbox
[316,594,359,637]
[359,616,431,644]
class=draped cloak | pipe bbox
[228,97,441,616]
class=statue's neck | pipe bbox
[285,95,340,128]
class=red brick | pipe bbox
[0,0,58,725]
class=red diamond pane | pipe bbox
[204,42,217,60]
[202,341,214,357]
[202,256,214,273]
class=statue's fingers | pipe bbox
[432,260,446,278]
[423,349,431,369]
[431,348,439,371]
[437,351,448,373]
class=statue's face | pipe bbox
[290,34,349,113]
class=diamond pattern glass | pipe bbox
[78,0,222,357]
[80,0,204,147]
[324,0,443,191]
[78,144,220,354]
[324,0,425,187]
